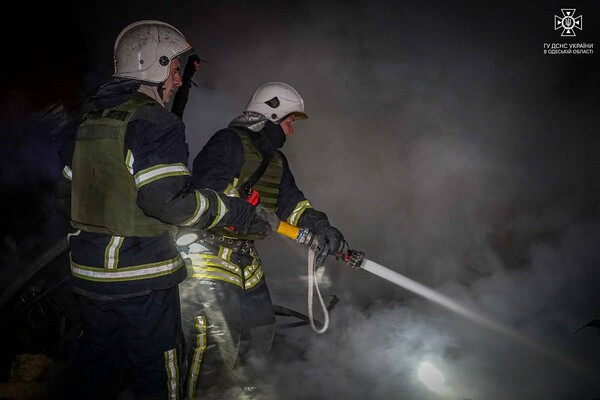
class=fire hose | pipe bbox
[227,200,556,347]
[271,218,600,383]
[272,218,363,334]
[275,217,545,338]
[217,194,599,380]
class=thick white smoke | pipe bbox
[167,1,600,399]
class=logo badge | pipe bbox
[554,9,583,37]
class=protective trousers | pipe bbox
[65,287,182,400]
[179,243,276,399]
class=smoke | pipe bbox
[2,0,599,398]
[171,1,600,399]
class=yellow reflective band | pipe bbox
[70,256,184,282]
[245,268,264,290]
[186,315,207,399]
[244,259,260,278]
[187,252,264,290]
[134,163,190,188]
[243,260,264,290]
[218,246,232,260]
[188,254,244,288]
[288,200,313,226]
[181,191,208,226]
[188,254,241,276]
[164,348,179,400]
[104,236,124,270]
[206,191,228,229]
[191,269,243,288]
[224,181,240,197]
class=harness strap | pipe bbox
[197,231,254,254]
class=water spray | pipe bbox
[274,219,599,381]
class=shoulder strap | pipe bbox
[230,127,274,198]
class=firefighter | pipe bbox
[56,20,269,399]
[178,82,347,397]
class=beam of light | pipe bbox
[360,258,600,381]
[418,361,446,395]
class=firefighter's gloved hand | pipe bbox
[335,239,350,261]
[255,206,281,232]
[213,193,271,235]
[217,194,257,234]
[298,209,347,265]
[243,210,272,236]
[314,224,346,256]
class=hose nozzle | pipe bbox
[338,249,365,269]
[276,220,363,269]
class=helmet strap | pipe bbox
[157,83,165,101]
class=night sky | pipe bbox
[1,1,599,399]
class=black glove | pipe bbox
[297,209,347,265]
[255,206,281,232]
[314,223,347,256]
[311,221,346,268]
[216,194,253,228]
[217,194,271,236]
[243,210,273,236]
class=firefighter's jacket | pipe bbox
[187,123,321,291]
[192,124,314,235]
[57,80,239,299]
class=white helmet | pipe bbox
[244,82,308,122]
[113,20,193,84]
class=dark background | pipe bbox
[1,1,599,399]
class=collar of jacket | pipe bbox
[88,79,142,110]
[229,112,268,132]
[229,112,287,149]
[137,84,164,107]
